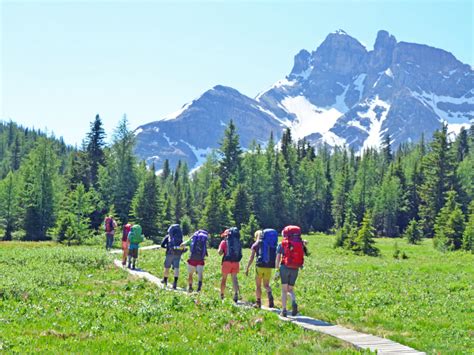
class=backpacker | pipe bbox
[256,228,278,268]
[105,217,114,233]
[223,227,242,263]
[122,223,132,242]
[129,225,144,244]
[281,225,304,269]
[167,224,183,253]
[190,230,208,261]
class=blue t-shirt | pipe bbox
[276,244,284,255]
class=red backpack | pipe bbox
[281,225,304,269]
[105,217,114,233]
[122,223,132,242]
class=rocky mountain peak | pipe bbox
[369,30,397,72]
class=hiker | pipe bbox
[180,229,208,292]
[275,225,308,317]
[127,224,144,270]
[218,227,242,303]
[245,229,277,308]
[104,215,118,251]
[122,223,132,266]
[161,224,184,289]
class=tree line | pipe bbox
[0,117,472,253]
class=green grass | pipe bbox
[137,234,474,354]
[0,242,354,354]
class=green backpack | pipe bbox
[129,225,144,244]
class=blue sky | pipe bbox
[1,0,473,145]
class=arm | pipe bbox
[180,238,192,247]
[161,236,169,249]
[218,241,225,256]
[275,253,282,269]
[245,248,256,276]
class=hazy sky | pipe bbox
[1,0,473,145]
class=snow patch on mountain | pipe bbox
[360,97,391,151]
[281,95,344,140]
[162,102,192,121]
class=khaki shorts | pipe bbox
[256,267,273,282]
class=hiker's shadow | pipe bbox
[263,307,332,327]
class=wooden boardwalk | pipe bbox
[112,248,425,354]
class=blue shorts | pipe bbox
[164,253,181,269]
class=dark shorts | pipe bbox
[128,248,138,259]
[280,265,299,286]
[164,253,181,269]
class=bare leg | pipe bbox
[281,284,289,311]
[255,276,262,300]
[220,273,228,298]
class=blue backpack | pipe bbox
[190,230,208,261]
[223,227,243,262]
[167,224,183,252]
[256,229,278,268]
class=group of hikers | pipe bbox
[104,216,309,317]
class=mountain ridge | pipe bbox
[135,29,473,169]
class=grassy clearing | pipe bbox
[0,242,354,354]
[137,234,474,354]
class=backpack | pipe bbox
[190,230,208,261]
[223,227,242,262]
[129,225,144,244]
[256,228,278,268]
[122,223,132,242]
[105,217,114,233]
[167,224,183,253]
[281,225,304,269]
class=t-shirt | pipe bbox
[276,244,284,255]
[219,240,227,255]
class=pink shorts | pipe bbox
[222,261,240,275]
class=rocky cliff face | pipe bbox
[136,30,473,169]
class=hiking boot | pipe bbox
[162,278,168,286]
[268,296,275,309]
[281,309,287,317]
[254,299,261,309]
[291,302,298,316]
[172,281,177,290]
[233,293,238,303]
[127,263,131,269]
[197,281,202,292]
[220,293,224,300]
[188,285,193,293]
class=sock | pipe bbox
[163,277,168,284]
[197,281,202,291]
[267,290,273,299]
[174,277,178,285]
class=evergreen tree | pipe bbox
[382,133,393,167]
[132,164,160,238]
[56,184,93,245]
[404,219,422,244]
[86,114,106,187]
[372,173,401,237]
[332,150,350,229]
[352,211,379,256]
[419,125,454,237]
[462,201,474,252]
[218,120,242,192]
[454,127,469,162]
[161,159,171,182]
[20,138,59,240]
[240,213,260,247]
[110,115,138,223]
[0,171,19,240]
[434,190,465,251]
[230,184,251,229]
[200,179,228,235]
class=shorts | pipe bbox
[222,261,240,275]
[128,248,138,259]
[164,254,181,269]
[280,265,299,286]
[188,259,205,267]
[256,267,273,282]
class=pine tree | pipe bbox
[20,138,59,241]
[218,120,242,192]
[404,219,422,244]
[110,115,138,223]
[332,150,350,229]
[352,211,379,256]
[419,125,455,237]
[200,179,228,235]
[161,159,171,182]
[462,202,474,252]
[86,114,106,188]
[230,184,251,229]
[132,164,160,238]
[454,127,469,162]
[0,171,19,240]
[372,173,401,237]
[382,134,393,166]
[56,184,93,245]
[240,213,260,248]
[434,190,465,251]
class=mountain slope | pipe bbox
[135,30,473,168]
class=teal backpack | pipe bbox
[129,225,144,244]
